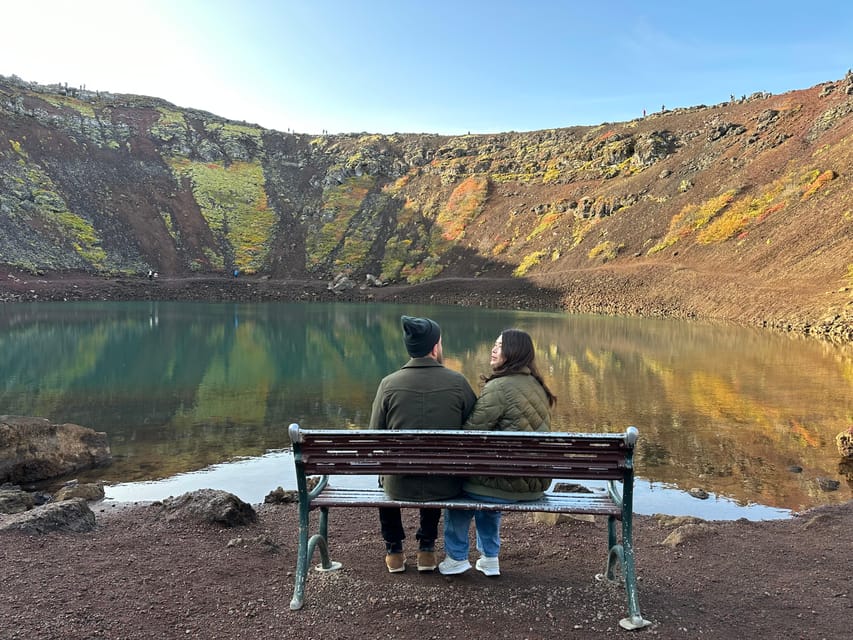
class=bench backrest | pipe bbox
[289,425,638,482]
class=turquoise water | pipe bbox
[1,300,851,519]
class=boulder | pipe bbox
[0,416,112,484]
[661,522,711,547]
[0,497,96,533]
[0,487,35,514]
[54,482,105,502]
[157,489,257,527]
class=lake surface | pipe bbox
[1,300,851,520]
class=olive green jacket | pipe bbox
[369,356,476,500]
[463,369,552,500]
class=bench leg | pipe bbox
[290,507,342,611]
[290,501,311,610]
[597,515,651,630]
[309,508,343,571]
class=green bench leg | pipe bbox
[596,510,651,629]
[290,506,342,611]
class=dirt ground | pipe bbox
[1,500,850,640]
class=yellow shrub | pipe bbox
[801,170,836,200]
[513,250,546,277]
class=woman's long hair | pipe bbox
[482,328,557,407]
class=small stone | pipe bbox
[816,478,840,492]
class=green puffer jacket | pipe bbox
[463,369,552,500]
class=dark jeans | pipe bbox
[378,507,440,553]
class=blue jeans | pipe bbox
[443,492,516,560]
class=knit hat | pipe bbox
[401,315,441,357]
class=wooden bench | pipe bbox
[287,423,651,630]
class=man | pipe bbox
[369,315,476,573]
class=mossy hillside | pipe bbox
[1,139,106,271]
[1,72,851,320]
[306,174,375,272]
[436,176,489,242]
[168,158,274,273]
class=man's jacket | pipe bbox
[369,356,476,500]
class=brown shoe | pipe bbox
[417,550,437,572]
[385,552,406,573]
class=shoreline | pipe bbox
[1,270,851,344]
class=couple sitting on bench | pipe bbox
[370,315,557,576]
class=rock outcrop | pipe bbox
[0,416,112,484]
[157,489,257,527]
[0,497,96,533]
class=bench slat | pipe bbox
[305,461,625,479]
[310,487,622,517]
[297,430,631,480]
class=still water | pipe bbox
[1,301,851,520]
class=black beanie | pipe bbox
[401,315,441,357]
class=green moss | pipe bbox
[588,240,622,262]
[542,163,561,183]
[151,107,187,141]
[204,120,264,146]
[40,94,95,118]
[514,250,546,277]
[306,175,375,270]
[8,139,27,159]
[571,218,599,248]
[203,247,224,270]
[54,212,106,266]
[527,211,561,241]
[168,159,274,273]
[155,107,185,127]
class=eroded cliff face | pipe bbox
[1,73,852,338]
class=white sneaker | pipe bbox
[438,557,471,575]
[475,556,500,576]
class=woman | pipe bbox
[439,328,557,576]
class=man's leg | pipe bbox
[415,508,441,550]
[378,507,406,572]
[415,508,441,572]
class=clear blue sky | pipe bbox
[3,0,852,135]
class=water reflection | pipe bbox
[1,301,850,518]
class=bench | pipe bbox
[287,423,651,630]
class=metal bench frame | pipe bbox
[287,423,650,630]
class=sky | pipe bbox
[2,0,852,136]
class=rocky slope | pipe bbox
[1,73,851,341]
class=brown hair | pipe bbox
[482,328,557,407]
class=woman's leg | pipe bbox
[442,508,474,560]
[473,510,503,558]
